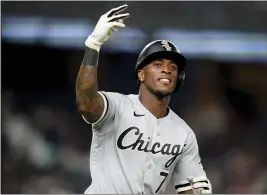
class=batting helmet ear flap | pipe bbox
[174,71,185,93]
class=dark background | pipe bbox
[2,1,267,194]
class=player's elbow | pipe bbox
[76,102,98,124]
[76,93,105,124]
[76,93,96,112]
[76,102,88,114]
[76,98,96,115]
[76,97,89,112]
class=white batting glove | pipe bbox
[187,176,212,194]
[85,4,129,52]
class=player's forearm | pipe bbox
[76,47,98,95]
[75,47,103,121]
[76,63,98,108]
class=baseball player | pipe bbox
[76,4,212,194]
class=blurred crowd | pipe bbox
[2,52,267,193]
[2,90,91,193]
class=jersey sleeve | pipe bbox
[82,91,123,132]
[172,131,207,193]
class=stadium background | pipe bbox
[2,1,267,194]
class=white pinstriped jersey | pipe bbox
[83,92,206,194]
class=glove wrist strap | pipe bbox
[82,47,99,67]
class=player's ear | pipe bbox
[138,69,144,82]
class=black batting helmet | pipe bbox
[135,40,187,93]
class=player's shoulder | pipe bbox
[168,109,194,135]
[99,91,133,98]
[100,91,138,104]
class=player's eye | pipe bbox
[169,65,177,70]
[153,63,162,67]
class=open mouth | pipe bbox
[158,78,172,84]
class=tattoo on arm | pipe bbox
[75,48,104,123]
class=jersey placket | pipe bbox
[142,116,159,193]
[154,119,169,193]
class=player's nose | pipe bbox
[161,64,171,74]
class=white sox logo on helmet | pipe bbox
[161,40,172,51]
